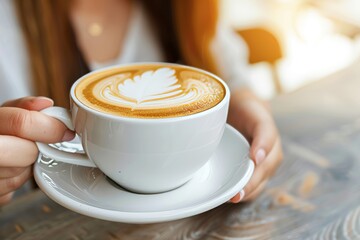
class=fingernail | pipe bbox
[255,148,266,165]
[37,96,54,105]
[62,130,75,141]
[230,189,245,203]
[239,189,245,202]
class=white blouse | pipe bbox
[0,0,34,103]
[0,0,251,105]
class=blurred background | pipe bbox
[223,0,360,99]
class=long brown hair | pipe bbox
[15,0,219,107]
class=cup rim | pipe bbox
[70,62,230,122]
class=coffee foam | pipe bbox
[75,65,225,118]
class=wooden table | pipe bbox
[2,60,360,239]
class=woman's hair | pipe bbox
[14,0,219,107]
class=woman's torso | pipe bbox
[0,0,251,105]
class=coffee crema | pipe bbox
[75,64,226,118]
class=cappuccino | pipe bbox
[75,64,225,118]
[38,63,230,193]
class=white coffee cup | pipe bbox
[36,63,230,193]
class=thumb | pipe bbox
[2,96,54,111]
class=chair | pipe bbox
[237,27,284,94]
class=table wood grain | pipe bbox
[2,60,360,239]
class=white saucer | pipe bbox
[34,124,254,224]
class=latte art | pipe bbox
[97,68,216,110]
[75,64,225,118]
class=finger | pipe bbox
[0,108,73,143]
[242,138,283,199]
[0,167,32,195]
[229,189,245,203]
[0,167,27,179]
[242,180,268,202]
[250,122,278,165]
[229,158,271,204]
[242,163,266,200]
[266,139,283,179]
[2,96,54,110]
[0,192,14,206]
[0,135,39,167]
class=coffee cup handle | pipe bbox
[35,107,97,168]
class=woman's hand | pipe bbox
[227,88,283,203]
[0,97,74,205]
